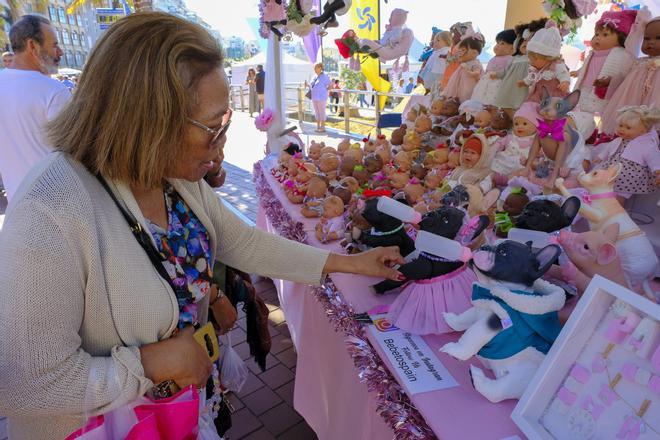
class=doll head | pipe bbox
[322,195,345,219]
[389,170,410,190]
[406,107,419,123]
[320,145,337,156]
[403,178,425,204]
[364,153,384,174]
[339,156,358,178]
[339,176,360,194]
[352,165,370,186]
[494,29,516,56]
[295,162,317,183]
[306,175,329,199]
[460,136,484,169]
[402,130,421,153]
[457,35,484,61]
[502,187,529,216]
[513,102,540,137]
[411,162,428,180]
[308,141,325,161]
[375,134,388,147]
[424,168,443,189]
[490,107,513,131]
[474,108,494,129]
[344,144,364,163]
[593,10,638,50]
[391,124,407,146]
[433,30,452,50]
[441,98,460,117]
[393,150,412,172]
[374,144,392,164]
[430,98,445,117]
[363,136,377,153]
[388,8,408,28]
[616,106,660,141]
[642,18,660,57]
[337,137,351,156]
[319,153,340,173]
[447,147,460,168]
[414,112,433,134]
[332,184,352,205]
[423,146,449,168]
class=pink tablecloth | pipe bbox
[255,157,524,440]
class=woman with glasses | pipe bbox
[0,12,404,440]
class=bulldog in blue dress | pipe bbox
[440,240,565,402]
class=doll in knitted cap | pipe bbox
[571,10,638,114]
[447,133,494,193]
[490,102,540,183]
[600,14,659,134]
[520,22,570,103]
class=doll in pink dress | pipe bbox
[471,29,515,105]
[572,10,639,114]
[594,106,660,197]
[520,22,570,103]
[600,16,660,134]
[442,34,485,103]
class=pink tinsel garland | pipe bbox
[253,161,436,440]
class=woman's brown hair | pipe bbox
[49,12,224,188]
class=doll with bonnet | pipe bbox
[490,102,540,181]
[572,10,641,114]
[447,133,494,194]
[600,14,659,134]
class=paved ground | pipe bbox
[0,110,352,439]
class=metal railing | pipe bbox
[229,83,414,138]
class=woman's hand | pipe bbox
[210,286,237,335]
[323,247,406,281]
[140,326,212,389]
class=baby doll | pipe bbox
[593,106,660,197]
[447,133,494,193]
[363,135,377,153]
[494,187,530,238]
[495,18,548,115]
[364,152,384,175]
[573,10,638,114]
[318,152,340,181]
[374,143,392,164]
[401,131,422,160]
[320,145,338,156]
[337,137,351,156]
[419,30,452,94]
[285,162,316,204]
[339,155,358,179]
[389,169,410,190]
[314,196,346,243]
[442,34,485,103]
[393,150,413,172]
[441,21,474,90]
[520,22,570,103]
[303,175,329,204]
[390,124,407,146]
[410,163,428,181]
[490,102,540,181]
[373,208,489,337]
[490,107,513,131]
[352,165,370,187]
[472,29,516,106]
[600,16,660,134]
[423,146,449,169]
[403,177,425,205]
[343,144,364,164]
[308,140,325,162]
[303,193,344,218]
[339,176,360,194]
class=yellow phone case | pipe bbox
[193,322,220,363]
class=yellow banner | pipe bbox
[65,0,87,15]
[350,0,390,109]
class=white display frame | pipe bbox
[511,275,660,439]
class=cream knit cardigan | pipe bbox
[0,153,329,440]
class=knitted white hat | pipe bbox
[526,24,562,58]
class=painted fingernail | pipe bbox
[396,274,406,281]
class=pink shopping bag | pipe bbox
[65,385,199,440]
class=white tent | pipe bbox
[230,51,313,87]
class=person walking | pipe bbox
[405,77,415,94]
[255,64,265,111]
[329,79,340,113]
[307,62,331,132]
[0,14,69,201]
[1,51,13,68]
[357,81,368,107]
[246,67,259,116]
[0,13,404,440]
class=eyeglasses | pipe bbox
[188,108,233,148]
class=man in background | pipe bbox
[0,15,70,201]
[405,77,415,94]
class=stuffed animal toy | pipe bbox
[391,124,407,146]
[514,196,580,233]
[358,9,414,63]
[441,240,565,403]
[310,0,352,34]
[358,196,416,256]
[374,208,489,335]
[556,165,659,289]
[313,196,346,242]
[414,111,433,135]
[518,87,582,190]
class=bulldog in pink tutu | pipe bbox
[372,206,489,335]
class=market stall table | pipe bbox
[254,155,525,440]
